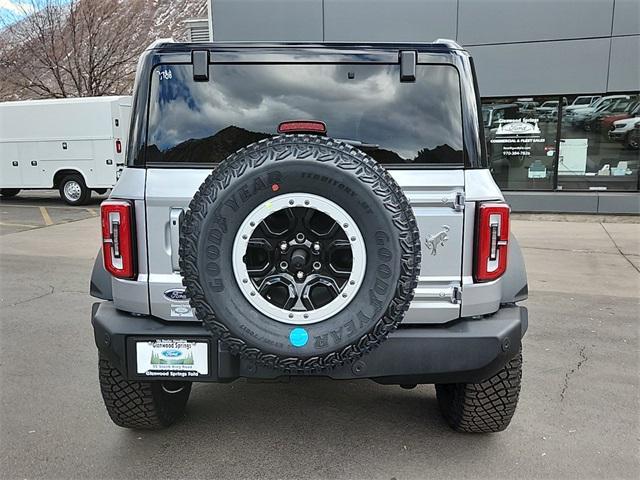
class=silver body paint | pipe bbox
[105,166,527,323]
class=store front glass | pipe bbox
[559,94,639,191]
[482,92,640,193]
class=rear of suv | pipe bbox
[90,40,528,433]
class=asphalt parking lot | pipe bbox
[0,196,638,480]
[0,190,105,235]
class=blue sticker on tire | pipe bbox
[289,327,308,347]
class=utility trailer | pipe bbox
[0,96,131,205]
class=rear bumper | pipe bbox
[92,302,527,385]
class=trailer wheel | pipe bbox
[0,189,20,198]
[59,174,90,205]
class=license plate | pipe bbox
[136,339,208,378]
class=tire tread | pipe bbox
[436,352,522,433]
[179,134,421,373]
[98,354,190,429]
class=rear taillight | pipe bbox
[474,203,510,283]
[101,200,135,279]
[115,139,122,154]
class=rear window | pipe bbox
[146,63,463,166]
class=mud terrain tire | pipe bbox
[436,351,523,433]
[98,354,191,429]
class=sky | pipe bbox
[0,0,70,25]
[0,0,34,24]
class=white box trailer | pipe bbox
[0,96,131,205]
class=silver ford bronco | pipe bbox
[90,40,528,432]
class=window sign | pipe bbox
[483,98,558,190]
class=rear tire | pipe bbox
[98,354,191,429]
[435,351,522,433]
[59,174,90,205]
[0,188,20,198]
[625,130,639,150]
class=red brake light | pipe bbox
[474,203,510,282]
[278,120,327,134]
[101,200,135,279]
[115,139,122,154]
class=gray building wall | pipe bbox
[208,0,640,214]
[209,0,640,97]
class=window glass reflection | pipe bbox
[483,96,560,190]
[559,93,639,191]
[483,93,640,192]
[147,63,464,165]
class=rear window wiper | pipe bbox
[335,138,380,150]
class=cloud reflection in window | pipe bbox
[147,63,463,165]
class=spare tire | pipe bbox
[180,135,420,372]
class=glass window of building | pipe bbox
[483,93,640,193]
[482,96,561,190]
[559,93,640,191]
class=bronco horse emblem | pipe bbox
[425,225,450,256]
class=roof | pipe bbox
[0,96,132,107]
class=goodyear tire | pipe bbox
[180,135,420,372]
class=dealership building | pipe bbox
[197,0,640,213]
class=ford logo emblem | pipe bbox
[164,289,188,301]
[161,349,183,358]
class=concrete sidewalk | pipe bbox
[512,218,640,297]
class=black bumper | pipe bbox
[91,302,527,385]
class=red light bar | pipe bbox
[278,120,327,134]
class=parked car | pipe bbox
[582,99,636,132]
[609,116,640,149]
[600,101,640,132]
[515,100,539,114]
[563,95,601,115]
[564,95,632,126]
[482,103,520,130]
[0,96,131,205]
[535,98,567,121]
[90,40,528,434]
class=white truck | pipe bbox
[0,96,131,205]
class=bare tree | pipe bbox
[0,0,153,99]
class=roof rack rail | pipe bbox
[145,38,175,51]
[434,38,463,49]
